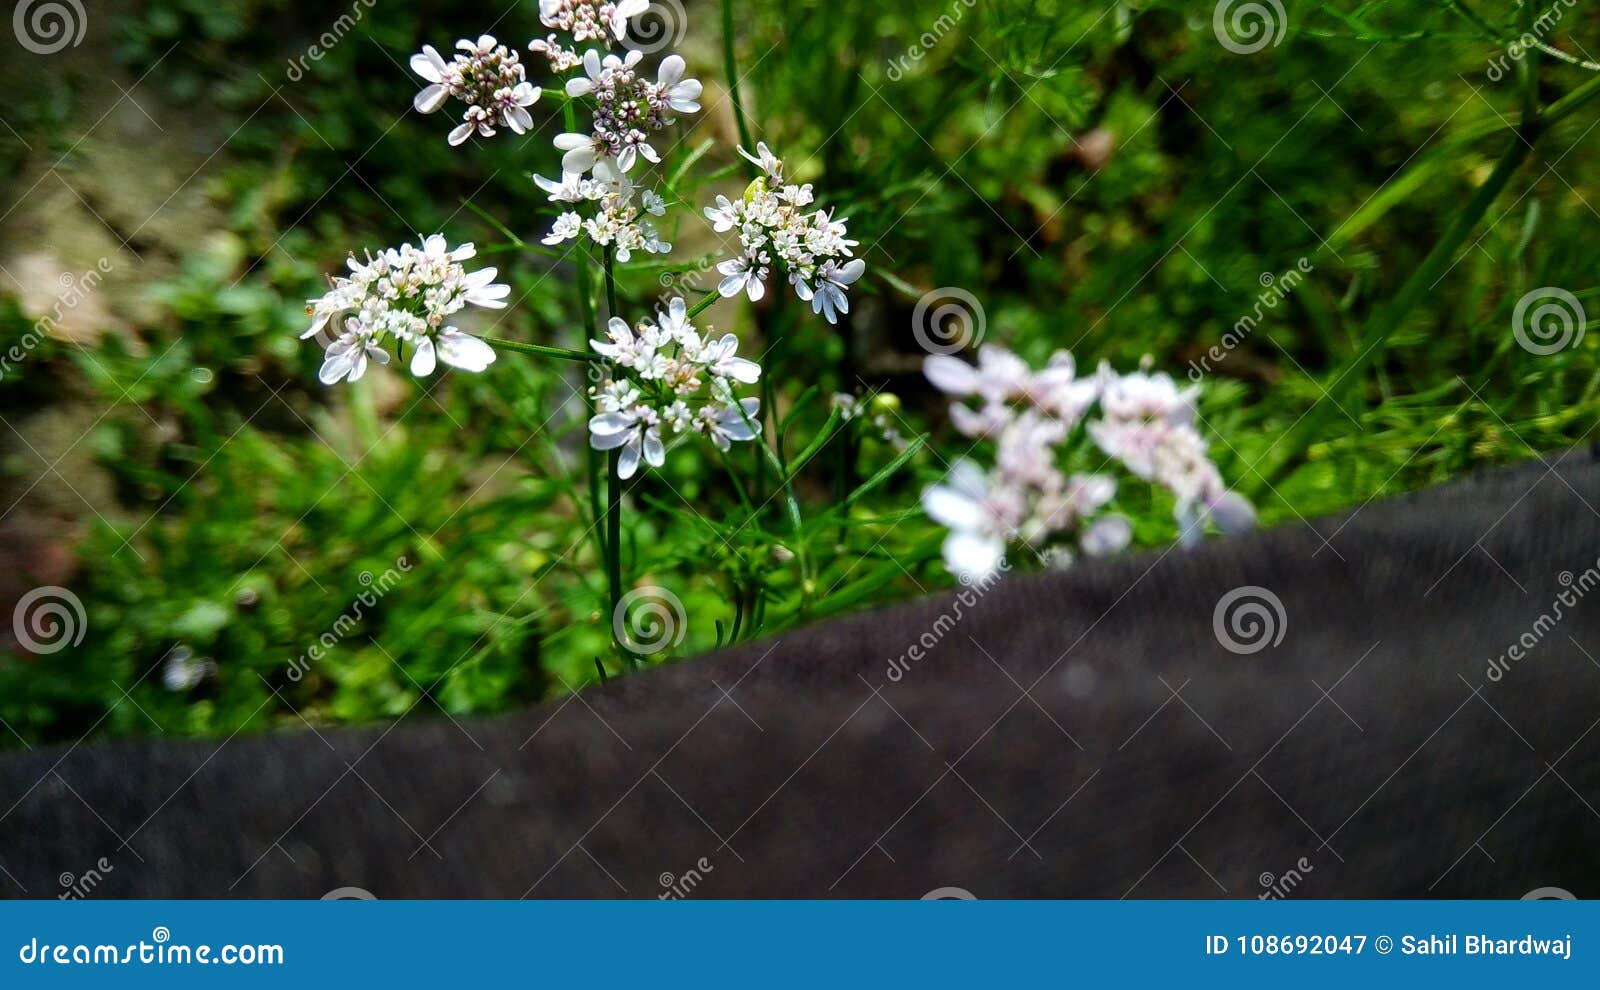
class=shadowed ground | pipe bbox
[3,447,1599,898]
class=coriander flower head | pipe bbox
[411,36,541,146]
[587,296,763,479]
[919,345,1252,580]
[554,49,702,173]
[302,235,506,385]
[705,143,864,323]
[535,160,671,261]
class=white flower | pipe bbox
[410,37,540,146]
[738,141,784,180]
[922,460,1009,581]
[544,212,583,245]
[539,0,646,47]
[717,255,768,302]
[301,235,505,385]
[586,298,764,478]
[589,408,665,480]
[705,145,863,319]
[801,257,865,324]
[656,55,703,114]
[318,324,391,385]
[701,397,762,450]
[556,47,697,174]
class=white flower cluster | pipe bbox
[531,0,647,69]
[921,345,1253,580]
[410,36,541,147]
[705,143,864,323]
[588,297,763,479]
[302,235,506,385]
[537,161,670,262]
[554,49,702,174]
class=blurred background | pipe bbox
[1,0,1597,747]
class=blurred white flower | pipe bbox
[410,37,540,146]
[919,344,1252,578]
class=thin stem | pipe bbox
[685,290,721,321]
[600,249,630,666]
[721,0,755,158]
[483,337,597,363]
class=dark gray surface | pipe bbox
[3,448,1599,898]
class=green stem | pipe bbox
[685,290,721,321]
[483,338,597,363]
[601,250,629,666]
[721,0,755,157]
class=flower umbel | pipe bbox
[411,36,541,146]
[302,235,506,384]
[554,49,701,174]
[588,297,763,479]
[921,344,1252,580]
[706,143,863,323]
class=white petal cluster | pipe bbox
[536,160,670,262]
[921,345,1253,580]
[302,235,505,385]
[588,297,763,479]
[553,50,701,174]
[705,143,863,323]
[531,0,648,69]
[1087,371,1256,539]
[411,36,541,147]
